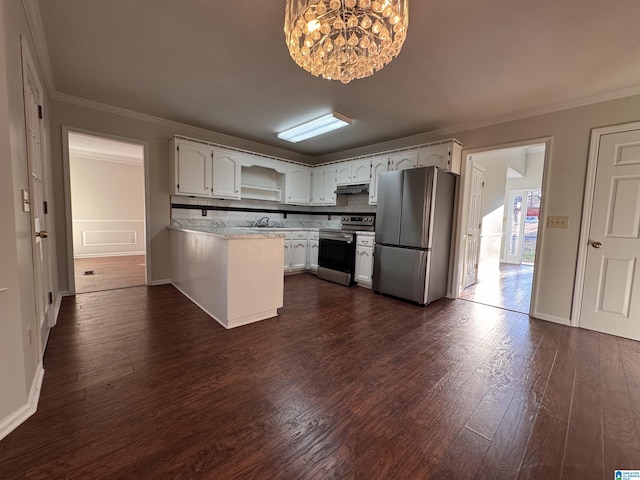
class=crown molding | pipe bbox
[50,92,313,163]
[315,82,640,162]
[68,148,143,166]
[21,0,640,164]
[21,0,56,97]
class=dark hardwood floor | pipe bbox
[1,274,639,479]
[74,255,146,294]
[459,263,534,314]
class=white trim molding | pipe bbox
[571,120,640,327]
[531,313,571,326]
[151,279,172,286]
[0,367,44,442]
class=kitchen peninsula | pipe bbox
[170,226,285,329]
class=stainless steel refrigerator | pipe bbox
[373,166,456,305]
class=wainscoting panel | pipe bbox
[73,219,145,258]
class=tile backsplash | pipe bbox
[171,194,375,229]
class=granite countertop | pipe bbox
[168,225,287,239]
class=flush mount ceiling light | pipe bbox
[284,0,409,84]
[277,111,352,143]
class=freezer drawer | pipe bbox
[373,244,430,305]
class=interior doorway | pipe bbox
[458,143,546,314]
[66,131,147,294]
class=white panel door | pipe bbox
[323,166,337,205]
[351,159,371,183]
[336,163,352,185]
[368,156,389,204]
[212,149,241,199]
[177,142,212,196]
[463,163,484,288]
[310,168,324,204]
[25,62,51,344]
[308,240,319,270]
[580,129,640,340]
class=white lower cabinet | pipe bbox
[308,232,319,271]
[284,231,308,273]
[355,234,375,288]
[283,240,292,273]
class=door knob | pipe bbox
[36,230,49,238]
[591,241,602,249]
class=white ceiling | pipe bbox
[36,0,640,159]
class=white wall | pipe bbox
[0,0,59,439]
[70,154,145,257]
[47,79,640,325]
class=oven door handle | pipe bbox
[319,232,353,242]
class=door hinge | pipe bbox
[48,291,53,305]
[43,200,48,214]
[176,145,179,151]
[482,181,485,188]
[38,105,43,119]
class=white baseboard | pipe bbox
[52,292,63,327]
[60,290,71,297]
[151,279,171,286]
[531,312,572,326]
[0,366,44,442]
[73,251,145,259]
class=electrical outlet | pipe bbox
[201,209,207,217]
[547,216,569,228]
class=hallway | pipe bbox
[459,263,534,314]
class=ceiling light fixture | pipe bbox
[277,111,352,143]
[284,0,409,84]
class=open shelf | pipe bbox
[240,184,282,202]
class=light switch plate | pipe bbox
[22,189,30,212]
[547,216,569,228]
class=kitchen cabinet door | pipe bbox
[285,166,311,205]
[355,246,374,287]
[335,163,353,185]
[173,141,213,196]
[351,159,371,183]
[368,156,389,205]
[283,240,292,272]
[390,151,418,171]
[419,141,462,175]
[311,168,324,204]
[212,149,241,199]
[290,241,308,271]
[308,239,319,271]
[323,166,337,204]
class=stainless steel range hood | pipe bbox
[335,183,369,195]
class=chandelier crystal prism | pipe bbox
[284,0,409,84]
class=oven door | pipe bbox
[317,231,356,286]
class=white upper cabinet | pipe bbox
[351,159,371,183]
[212,148,242,199]
[418,140,462,175]
[335,163,352,185]
[311,165,337,205]
[311,168,325,204]
[285,165,311,205]
[368,156,389,205]
[323,166,337,204]
[335,159,371,185]
[390,151,419,171]
[170,139,213,197]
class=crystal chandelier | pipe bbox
[284,0,409,84]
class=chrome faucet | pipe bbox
[256,216,270,227]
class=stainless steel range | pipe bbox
[317,216,375,286]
